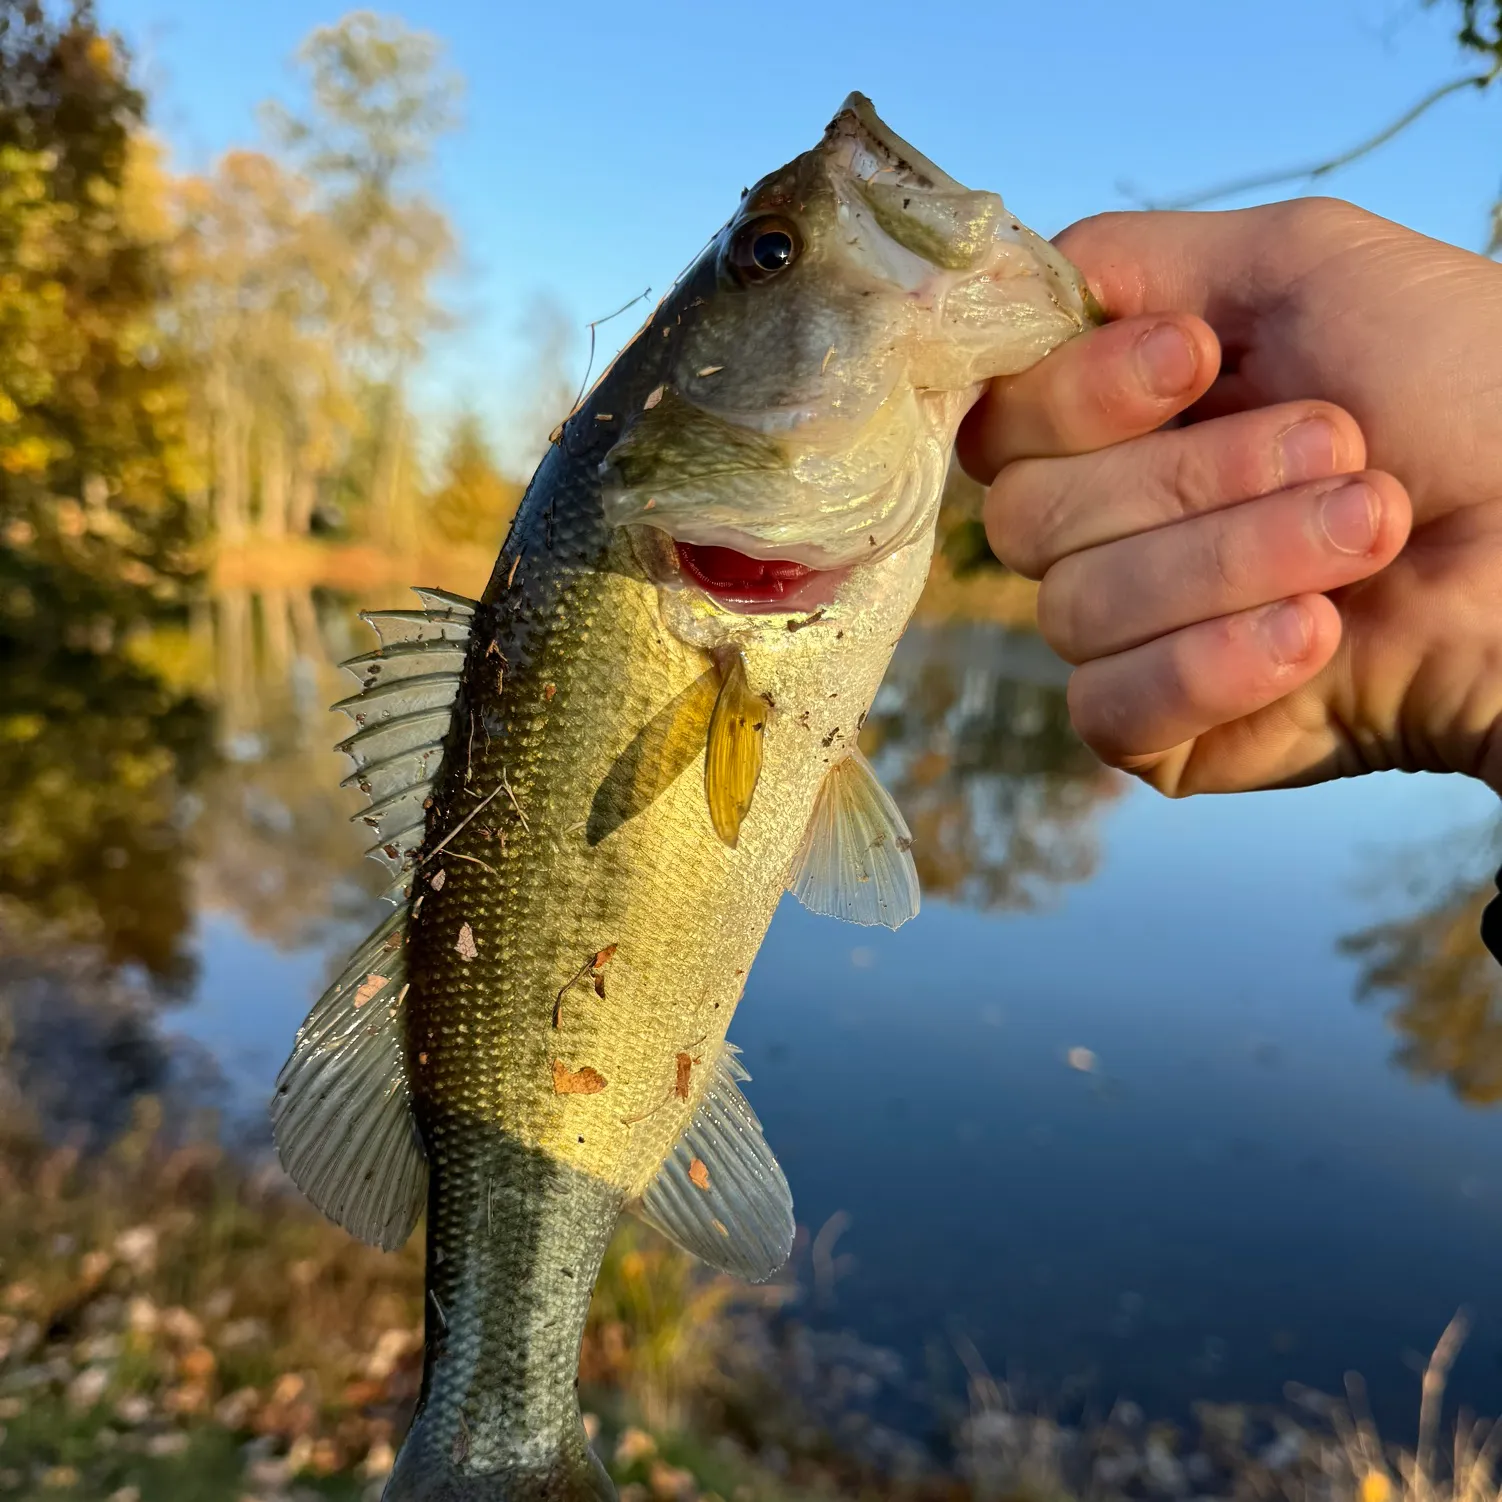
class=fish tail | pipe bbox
[384,1134,624,1502]
[383,1415,616,1502]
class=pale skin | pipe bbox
[956,198,1502,797]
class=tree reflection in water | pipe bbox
[1343,818,1502,1105]
[863,622,1122,910]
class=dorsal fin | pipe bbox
[788,748,920,930]
[635,1045,794,1282]
[271,586,475,1249]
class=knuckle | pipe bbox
[1035,562,1090,663]
[1163,439,1226,519]
[1203,519,1249,598]
[984,461,1052,578]
[1267,198,1376,270]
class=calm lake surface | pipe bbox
[12,583,1502,1442]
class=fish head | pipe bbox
[601,93,1096,626]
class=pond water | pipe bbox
[6,579,1502,1445]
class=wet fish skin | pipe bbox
[388,274,933,1496]
[271,92,1096,1502]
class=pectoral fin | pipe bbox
[704,651,765,848]
[635,1046,794,1283]
[788,748,920,930]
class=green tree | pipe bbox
[0,0,196,620]
[0,1,211,985]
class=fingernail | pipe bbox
[1135,323,1197,398]
[1278,417,1335,486]
[1319,480,1378,555]
[1254,600,1313,667]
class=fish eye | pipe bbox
[726,215,802,285]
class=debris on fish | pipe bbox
[271,92,1095,1502]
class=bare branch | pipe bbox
[1139,65,1500,212]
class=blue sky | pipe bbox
[100,0,1500,468]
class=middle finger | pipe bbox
[986,399,1366,579]
[1037,470,1411,665]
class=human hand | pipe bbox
[956,199,1502,795]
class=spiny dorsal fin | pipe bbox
[704,651,765,848]
[635,1045,794,1282]
[335,586,475,901]
[788,748,920,930]
[270,586,475,1249]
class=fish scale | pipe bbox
[271,92,1095,1501]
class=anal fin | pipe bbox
[788,748,920,930]
[271,908,426,1250]
[635,1045,793,1283]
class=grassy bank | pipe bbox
[0,1098,1495,1502]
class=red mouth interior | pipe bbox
[675,542,817,604]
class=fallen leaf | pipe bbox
[593,943,619,969]
[455,923,479,961]
[543,683,556,701]
[553,1061,607,1095]
[711,1217,729,1236]
[674,1053,693,1100]
[644,384,665,410]
[696,365,723,377]
[353,974,389,1008]
[688,1158,710,1191]
[429,869,446,891]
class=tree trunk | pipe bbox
[288,463,318,535]
[370,377,417,555]
[210,367,247,544]
[259,421,289,538]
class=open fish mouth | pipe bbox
[673,541,848,614]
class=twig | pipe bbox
[1137,65,1500,211]
[420,785,502,866]
[501,768,530,832]
[568,286,653,418]
[446,850,500,878]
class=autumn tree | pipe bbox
[276,11,458,551]
[167,13,457,551]
[426,411,522,550]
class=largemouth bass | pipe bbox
[272,94,1094,1501]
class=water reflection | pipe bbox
[193,585,383,951]
[863,622,1121,909]
[0,580,211,989]
[1343,819,1502,1105]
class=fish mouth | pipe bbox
[673,541,848,614]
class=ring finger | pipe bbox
[1037,470,1412,664]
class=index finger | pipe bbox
[956,312,1221,484]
